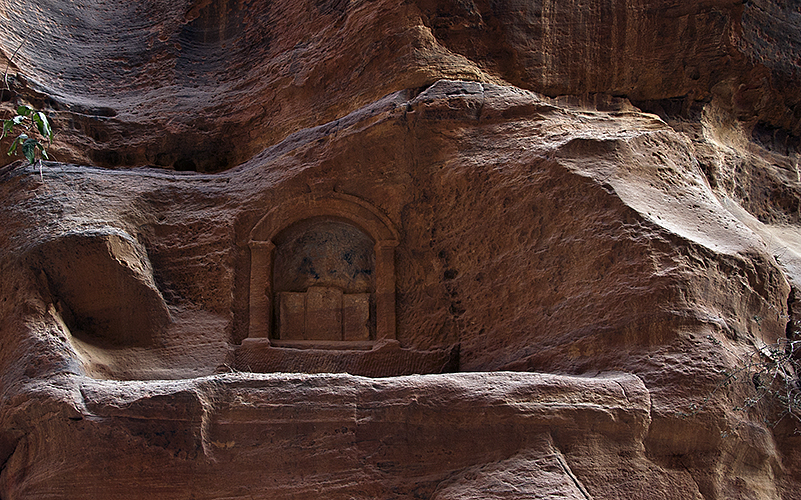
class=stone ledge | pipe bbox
[233,338,460,377]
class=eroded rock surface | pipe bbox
[0,80,799,498]
[1,372,651,499]
[1,0,800,172]
[1,0,801,499]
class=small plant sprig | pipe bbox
[0,40,55,178]
[735,338,800,425]
[680,336,800,430]
[1,104,52,165]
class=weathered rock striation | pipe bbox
[1,0,800,172]
[1,0,801,499]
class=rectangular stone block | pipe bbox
[305,286,342,341]
[277,292,305,340]
[342,293,371,341]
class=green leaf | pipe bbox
[1,120,13,139]
[12,115,25,125]
[40,148,49,160]
[32,112,52,141]
[16,105,32,117]
[21,138,39,163]
[8,133,28,156]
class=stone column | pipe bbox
[248,240,275,339]
[374,241,398,340]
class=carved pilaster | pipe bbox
[248,240,275,339]
[375,241,398,340]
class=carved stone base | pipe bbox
[233,339,459,377]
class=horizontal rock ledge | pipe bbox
[4,371,650,499]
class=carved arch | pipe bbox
[246,192,399,342]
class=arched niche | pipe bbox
[246,192,399,344]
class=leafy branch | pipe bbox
[737,338,801,425]
[2,104,52,164]
[1,40,54,170]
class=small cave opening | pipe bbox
[173,157,198,172]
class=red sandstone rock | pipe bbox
[0,372,652,499]
[0,80,799,498]
[1,0,800,171]
[1,0,801,498]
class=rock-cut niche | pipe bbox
[246,193,399,347]
[273,218,375,342]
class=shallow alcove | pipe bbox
[29,228,170,349]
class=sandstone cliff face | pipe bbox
[1,0,800,171]
[1,1,801,499]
